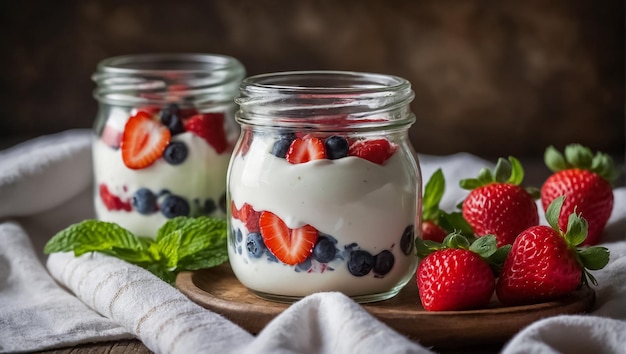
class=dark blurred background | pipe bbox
[1,0,624,172]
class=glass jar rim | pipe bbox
[92,53,245,107]
[235,70,415,131]
[95,53,243,76]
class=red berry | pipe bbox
[259,211,318,265]
[232,203,262,233]
[541,169,613,246]
[99,184,131,211]
[496,225,582,306]
[121,112,171,169]
[463,183,539,247]
[417,248,495,311]
[285,137,326,164]
[184,113,228,153]
[348,138,397,165]
[421,220,447,243]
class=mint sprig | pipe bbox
[44,217,228,284]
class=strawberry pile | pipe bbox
[102,103,229,169]
[416,145,618,311]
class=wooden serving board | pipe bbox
[176,264,595,349]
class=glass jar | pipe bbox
[227,71,422,303]
[92,53,245,237]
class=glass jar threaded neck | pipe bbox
[235,71,415,132]
[92,53,245,108]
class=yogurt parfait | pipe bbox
[227,71,421,302]
[92,54,245,237]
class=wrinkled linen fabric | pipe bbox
[0,130,625,353]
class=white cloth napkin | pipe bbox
[0,129,625,354]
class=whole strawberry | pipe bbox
[541,144,619,245]
[416,233,502,311]
[460,156,539,247]
[496,196,610,306]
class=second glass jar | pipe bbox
[227,71,422,303]
[92,53,245,237]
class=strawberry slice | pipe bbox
[121,112,171,169]
[99,184,131,211]
[101,125,122,149]
[348,138,397,165]
[259,211,319,265]
[285,137,326,164]
[184,113,228,153]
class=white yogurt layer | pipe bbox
[93,132,231,237]
[228,135,419,297]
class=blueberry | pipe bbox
[400,224,415,255]
[205,199,217,214]
[295,257,312,272]
[132,188,157,214]
[271,138,293,158]
[237,245,242,255]
[160,195,190,218]
[313,236,337,263]
[347,250,374,276]
[160,104,184,135]
[246,232,265,258]
[324,136,349,160]
[163,141,188,165]
[266,249,279,263]
[236,228,243,243]
[373,250,395,276]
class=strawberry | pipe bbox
[416,233,500,311]
[184,113,228,153]
[460,156,539,247]
[259,211,319,265]
[541,144,619,246]
[285,137,326,164]
[99,184,131,211]
[348,138,397,165]
[496,196,610,306]
[121,111,171,169]
[232,202,262,233]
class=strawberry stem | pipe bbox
[544,144,620,182]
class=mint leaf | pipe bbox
[44,220,146,256]
[44,217,229,285]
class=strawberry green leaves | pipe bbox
[44,217,228,284]
[544,196,609,286]
[545,144,620,182]
[460,156,525,190]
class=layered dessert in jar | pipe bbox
[92,54,244,237]
[227,71,421,302]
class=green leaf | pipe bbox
[477,168,494,186]
[459,178,481,190]
[565,144,593,170]
[507,156,524,186]
[422,169,446,221]
[546,196,566,231]
[154,216,228,271]
[591,152,620,182]
[443,232,470,250]
[44,220,146,254]
[565,210,588,246]
[578,247,610,270]
[438,211,474,236]
[469,235,497,258]
[493,158,512,184]
[415,237,444,258]
[544,146,568,172]
[178,246,229,270]
[525,186,541,200]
